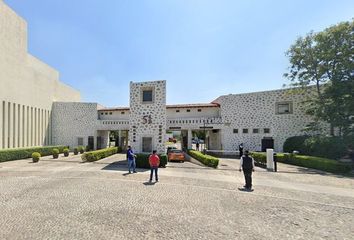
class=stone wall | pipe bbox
[214,88,320,152]
[52,102,98,149]
[129,81,166,154]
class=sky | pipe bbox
[5,0,354,107]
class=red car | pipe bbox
[168,150,185,162]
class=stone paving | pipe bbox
[0,153,354,239]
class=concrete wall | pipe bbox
[0,2,80,149]
[166,107,219,119]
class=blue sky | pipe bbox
[5,0,354,107]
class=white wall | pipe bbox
[0,2,80,149]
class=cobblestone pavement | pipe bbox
[1,154,354,240]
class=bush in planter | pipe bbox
[63,148,69,157]
[85,145,91,152]
[32,152,41,163]
[52,148,59,159]
[74,147,79,155]
[78,146,85,154]
[135,153,168,168]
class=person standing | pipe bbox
[149,150,160,182]
[196,141,200,151]
[239,150,255,191]
[238,143,244,157]
[127,146,137,174]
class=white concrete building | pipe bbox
[0,1,80,149]
[0,1,321,154]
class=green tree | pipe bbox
[284,20,354,136]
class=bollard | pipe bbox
[273,153,277,172]
[266,149,274,171]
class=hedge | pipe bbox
[283,135,347,160]
[250,152,267,168]
[0,145,68,162]
[251,152,352,174]
[81,147,118,162]
[135,154,167,168]
[187,149,219,168]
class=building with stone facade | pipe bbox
[0,1,319,154]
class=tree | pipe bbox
[284,20,354,137]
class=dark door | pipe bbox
[261,137,274,152]
[88,136,94,150]
[96,136,102,150]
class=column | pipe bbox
[0,101,3,149]
[187,129,192,150]
[118,130,122,147]
[4,102,8,149]
[9,102,13,148]
[18,104,22,147]
[24,106,28,147]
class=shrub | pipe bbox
[74,147,78,155]
[32,152,41,163]
[85,145,91,152]
[52,148,59,159]
[251,152,351,174]
[283,135,311,153]
[135,154,168,168]
[0,145,68,162]
[81,147,118,162]
[250,152,267,168]
[78,146,85,154]
[283,135,347,159]
[187,149,219,168]
[117,146,123,153]
[63,148,69,157]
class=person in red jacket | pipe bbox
[149,150,160,182]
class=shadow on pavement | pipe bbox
[101,161,149,173]
[143,181,156,186]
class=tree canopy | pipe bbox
[284,20,354,137]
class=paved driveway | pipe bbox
[1,154,353,239]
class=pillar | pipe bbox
[187,129,192,150]
[266,148,274,171]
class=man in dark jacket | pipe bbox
[239,150,255,191]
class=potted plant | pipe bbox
[63,148,69,157]
[32,152,41,163]
[52,148,59,159]
[74,147,78,155]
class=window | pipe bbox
[276,102,293,114]
[264,128,270,134]
[197,109,202,112]
[105,112,108,115]
[253,128,259,133]
[186,109,190,112]
[142,90,153,102]
[121,112,125,114]
[142,137,152,152]
[176,110,180,113]
[78,137,83,146]
[233,129,238,134]
[242,128,248,134]
[109,112,112,115]
[100,112,103,115]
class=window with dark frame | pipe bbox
[264,128,270,134]
[243,128,248,134]
[121,112,125,114]
[253,128,259,133]
[276,102,293,114]
[233,129,238,134]
[176,110,180,113]
[197,109,201,112]
[142,90,153,102]
[186,109,190,112]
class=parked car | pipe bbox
[166,146,177,154]
[168,149,185,162]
